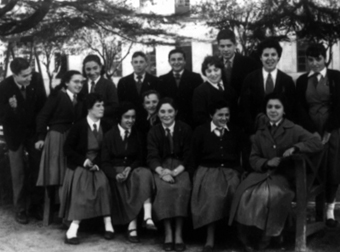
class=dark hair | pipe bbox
[10,58,30,75]
[85,93,104,110]
[305,43,326,59]
[201,55,224,76]
[168,48,186,60]
[116,102,136,122]
[132,51,148,61]
[156,97,178,113]
[208,100,231,117]
[257,38,283,58]
[142,89,160,103]
[216,29,236,44]
[52,70,82,95]
[263,92,287,113]
[82,54,105,77]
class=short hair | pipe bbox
[201,55,224,76]
[82,54,105,77]
[263,92,287,114]
[85,93,104,110]
[208,100,231,117]
[132,51,148,61]
[257,38,283,58]
[216,29,236,44]
[156,97,178,113]
[116,102,136,122]
[10,58,30,75]
[305,43,326,59]
[142,89,160,103]
[53,70,82,95]
[168,48,186,60]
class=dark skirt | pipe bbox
[153,158,192,221]
[235,172,295,237]
[191,166,240,229]
[327,128,340,184]
[36,130,68,186]
[59,167,111,221]
[110,166,154,225]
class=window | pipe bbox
[175,0,190,13]
[177,43,192,71]
[146,47,157,76]
[297,40,308,72]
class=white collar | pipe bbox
[206,79,224,90]
[66,89,76,101]
[134,73,146,82]
[88,76,101,85]
[118,123,131,139]
[223,54,235,66]
[210,121,229,132]
[262,68,278,79]
[269,119,282,127]
[87,116,100,131]
[173,69,184,76]
[308,67,327,79]
[162,122,175,134]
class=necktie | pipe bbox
[136,75,142,95]
[124,130,129,150]
[224,60,232,84]
[90,81,95,93]
[165,128,174,154]
[93,124,98,138]
[265,73,274,94]
[214,128,224,137]
[20,86,26,99]
[174,72,181,87]
[73,94,77,106]
[270,124,277,136]
[311,73,320,87]
[217,83,224,92]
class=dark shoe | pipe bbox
[326,218,338,228]
[127,229,140,243]
[143,218,157,230]
[258,236,271,250]
[163,242,174,251]
[202,245,213,252]
[64,235,79,245]
[174,243,186,251]
[104,231,115,240]
[15,211,29,224]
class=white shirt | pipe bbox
[308,67,327,82]
[134,73,146,83]
[224,54,235,68]
[210,121,230,133]
[206,79,224,91]
[162,122,175,136]
[118,123,131,140]
[66,89,76,102]
[269,118,282,127]
[87,76,101,93]
[87,116,100,131]
[173,69,184,78]
[262,68,278,90]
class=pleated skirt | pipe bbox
[235,173,295,237]
[59,167,111,221]
[191,166,240,229]
[153,158,192,221]
[110,166,155,225]
[36,131,67,186]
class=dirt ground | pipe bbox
[0,203,340,252]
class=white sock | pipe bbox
[66,221,80,238]
[326,203,336,219]
[104,217,114,232]
[143,201,152,221]
[128,219,137,236]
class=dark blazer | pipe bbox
[240,69,296,134]
[63,118,112,170]
[0,72,46,150]
[159,69,203,127]
[222,53,261,98]
[101,124,144,179]
[79,76,119,120]
[192,81,237,127]
[296,69,340,133]
[117,72,159,115]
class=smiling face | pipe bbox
[143,93,159,115]
[131,56,148,75]
[169,52,186,73]
[211,107,230,128]
[307,55,326,73]
[260,48,280,72]
[205,64,222,84]
[14,67,32,86]
[158,103,177,127]
[66,74,83,94]
[84,61,102,81]
[218,39,236,61]
[120,109,136,130]
[266,99,284,123]
[88,101,104,120]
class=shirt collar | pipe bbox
[134,73,146,82]
[308,67,327,79]
[269,118,282,127]
[87,116,100,131]
[206,79,224,90]
[162,122,175,134]
[224,54,235,66]
[66,89,76,101]
[210,121,229,132]
[173,69,184,76]
[88,76,101,85]
[118,123,131,138]
[13,78,29,90]
[262,68,278,80]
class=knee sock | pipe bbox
[326,202,336,220]
[143,201,154,225]
[128,219,137,236]
[66,220,80,238]
[103,216,114,232]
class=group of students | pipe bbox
[0,28,340,252]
